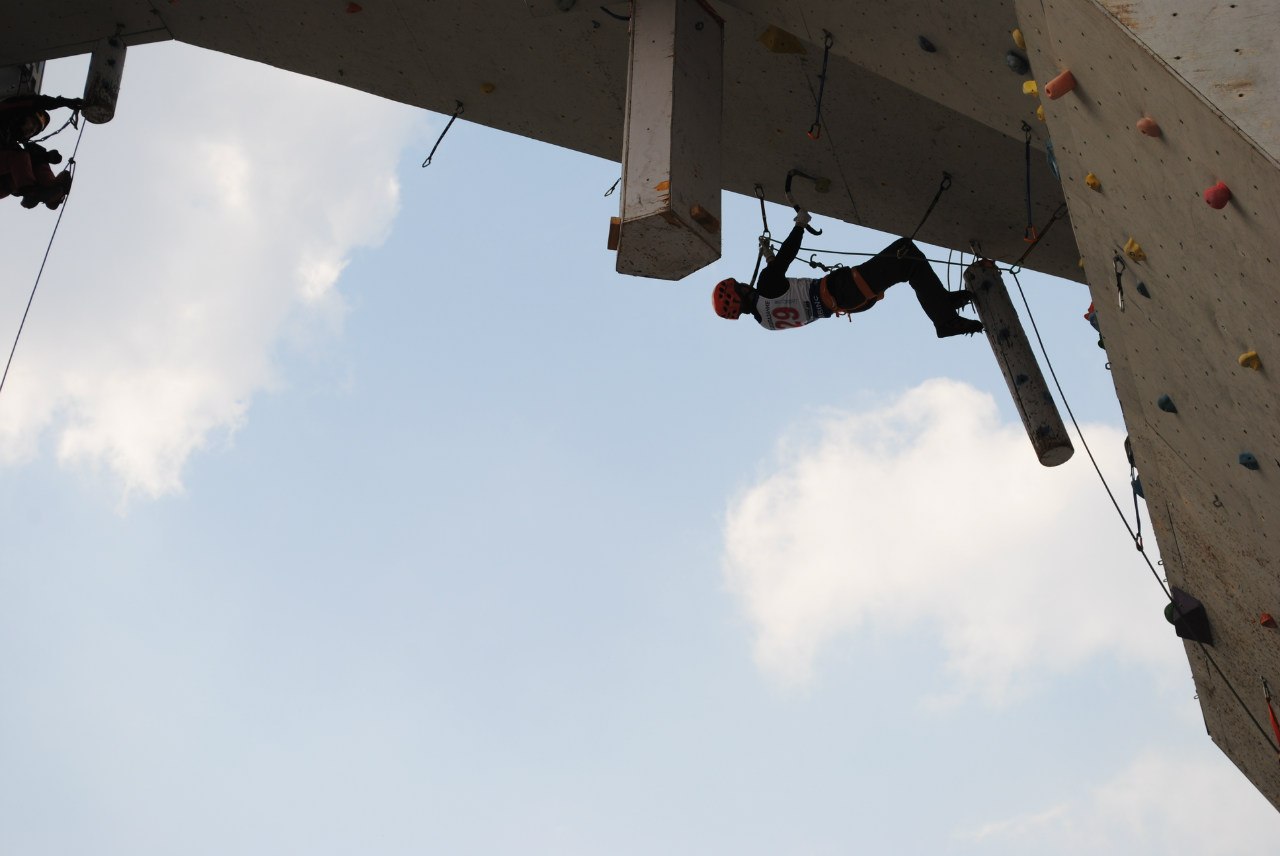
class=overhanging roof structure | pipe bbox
[5,0,1280,814]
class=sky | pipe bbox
[2,43,1279,854]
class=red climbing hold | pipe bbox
[346,2,363,12]
[1204,181,1232,209]
[1262,613,1277,628]
[1136,116,1161,137]
[1044,70,1076,99]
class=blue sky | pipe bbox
[2,43,1279,854]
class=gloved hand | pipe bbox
[794,209,811,227]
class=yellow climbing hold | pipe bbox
[1239,350,1262,370]
[1123,237,1146,262]
[1023,80,1038,96]
[1012,28,1026,50]
[759,25,807,54]
[1078,256,1086,268]
[1036,104,1045,122]
[1085,172,1101,191]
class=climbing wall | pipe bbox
[1014,0,1280,811]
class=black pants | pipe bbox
[826,238,954,326]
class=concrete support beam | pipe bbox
[83,37,126,124]
[615,0,723,281]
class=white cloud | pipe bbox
[722,378,1177,701]
[0,44,423,500]
[957,751,1280,853]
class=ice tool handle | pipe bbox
[785,169,829,236]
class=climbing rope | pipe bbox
[1007,267,1279,756]
[0,122,86,403]
[32,109,80,145]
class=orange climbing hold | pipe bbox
[1136,116,1161,137]
[1044,70,1076,99]
[1204,181,1232,209]
[1238,350,1262,370]
[1085,172,1101,191]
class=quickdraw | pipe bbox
[898,171,952,258]
[807,31,834,140]
[748,184,775,287]
[422,100,464,168]
[1021,121,1037,243]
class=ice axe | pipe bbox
[784,169,830,236]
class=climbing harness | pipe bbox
[898,171,952,257]
[1021,121,1037,243]
[421,100,463,168]
[0,123,86,403]
[806,30,835,140]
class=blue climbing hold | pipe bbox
[1157,394,1177,413]
[1239,452,1260,470]
[1015,373,1029,385]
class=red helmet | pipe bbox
[713,278,742,319]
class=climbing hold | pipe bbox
[480,81,496,94]
[1036,104,1045,122]
[1078,256,1085,268]
[1240,452,1261,470]
[1084,302,1099,332]
[1085,172,1101,191]
[1123,237,1146,262]
[1262,613,1277,628]
[1238,350,1262,370]
[345,2,363,11]
[1015,373,1029,386]
[1203,181,1232,209]
[1136,116,1161,137]
[758,26,807,55]
[1044,69,1076,99]
[1136,282,1150,298]
[1165,587,1214,645]
[918,35,938,53]
[1132,476,1145,498]
[1006,51,1030,75]
[1011,28,1026,50]
[1157,394,1177,413]
[1022,80,1038,96]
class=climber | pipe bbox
[0,94,83,210]
[712,210,983,338]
